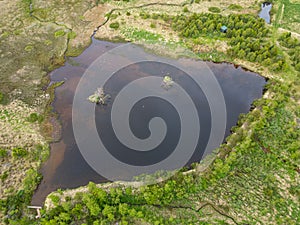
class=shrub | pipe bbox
[183,6,189,13]
[27,113,43,123]
[109,22,120,30]
[140,12,150,19]
[0,148,7,158]
[150,23,156,28]
[208,7,221,13]
[12,147,28,158]
[1,171,9,182]
[49,195,60,205]
[151,13,159,19]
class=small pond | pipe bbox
[259,2,272,24]
[31,39,266,205]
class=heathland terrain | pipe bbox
[0,0,299,224]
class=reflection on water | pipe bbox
[259,2,272,24]
[31,39,266,205]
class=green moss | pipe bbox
[110,13,118,20]
[208,7,221,13]
[33,8,51,20]
[24,45,34,52]
[0,148,8,158]
[0,92,9,105]
[44,39,52,46]
[1,31,10,39]
[27,113,43,123]
[150,23,156,28]
[121,28,163,42]
[109,22,120,30]
[228,4,243,11]
[140,12,151,19]
[183,6,189,13]
[67,31,77,39]
[54,29,66,38]
[1,171,9,182]
[66,41,90,57]
[13,30,22,35]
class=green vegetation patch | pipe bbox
[228,4,243,11]
[121,27,163,42]
[67,31,77,39]
[208,7,221,13]
[27,112,44,123]
[109,22,120,30]
[276,0,300,33]
[36,81,300,225]
[171,13,288,72]
[54,29,66,38]
[278,32,300,71]
[0,92,4,104]
[0,148,8,158]
[24,45,34,52]
[12,147,28,158]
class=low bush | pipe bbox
[27,113,43,123]
[12,147,28,158]
[109,22,120,30]
[0,148,7,158]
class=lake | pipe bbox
[31,39,266,205]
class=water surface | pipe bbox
[31,39,266,205]
[259,2,272,23]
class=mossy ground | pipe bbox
[273,0,300,33]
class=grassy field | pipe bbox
[273,0,300,33]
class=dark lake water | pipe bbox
[31,39,266,205]
[259,2,272,24]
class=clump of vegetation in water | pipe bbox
[161,75,174,90]
[88,87,110,105]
